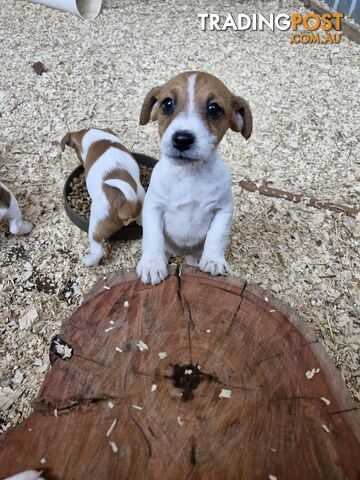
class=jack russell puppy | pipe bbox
[61,128,145,266]
[0,181,33,235]
[137,71,252,285]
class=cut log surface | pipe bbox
[0,267,359,480]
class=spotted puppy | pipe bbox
[0,181,32,235]
[137,71,252,285]
[61,128,145,266]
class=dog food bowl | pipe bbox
[63,152,157,241]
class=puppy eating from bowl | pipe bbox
[137,71,252,285]
[61,128,145,266]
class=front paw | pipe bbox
[82,253,102,267]
[10,220,33,235]
[199,254,229,276]
[136,255,168,285]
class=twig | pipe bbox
[239,180,359,218]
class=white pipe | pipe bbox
[29,0,102,19]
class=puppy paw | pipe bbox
[136,256,168,285]
[10,220,33,235]
[199,255,229,276]
[82,253,102,267]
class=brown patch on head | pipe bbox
[140,71,252,142]
[139,72,196,137]
[93,169,141,243]
[61,129,88,163]
[85,140,131,177]
[194,72,252,142]
[0,185,11,209]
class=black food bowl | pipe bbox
[64,152,157,240]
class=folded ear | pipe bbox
[61,130,86,154]
[60,132,72,152]
[230,96,252,139]
[139,86,161,125]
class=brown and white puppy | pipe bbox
[0,181,32,235]
[61,128,145,266]
[137,71,252,285]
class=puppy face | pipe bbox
[140,71,252,162]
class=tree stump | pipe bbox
[0,266,359,480]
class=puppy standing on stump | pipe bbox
[137,71,252,285]
[0,181,32,235]
[61,128,145,266]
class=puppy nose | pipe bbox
[172,130,195,151]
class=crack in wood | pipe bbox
[129,408,152,459]
[35,395,120,415]
[252,339,319,367]
[176,266,194,364]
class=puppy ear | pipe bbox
[139,86,161,125]
[230,96,252,140]
[60,132,72,152]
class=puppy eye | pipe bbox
[207,102,223,119]
[161,97,175,115]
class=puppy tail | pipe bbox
[103,179,137,203]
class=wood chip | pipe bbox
[124,301,129,307]
[131,405,142,411]
[19,306,38,330]
[177,416,185,426]
[219,389,232,399]
[320,397,331,406]
[305,368,320,379]
[136,340,148,351]
[151,384,157,392]
[158,352,168,359]
[109,441,118,453]
[322,424,330,433]
[106,419,117,437]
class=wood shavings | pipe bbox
[54,409,58,417]
[269,476,277,480]
[151,384,157,392]
[51,338,73,360]
[185,369,192,375]
[115,347,123,353]
[219,389,232,399]
[136,340,149,351]
[320,397,331,406]
[131,405,142,411]
[108,401,114,409]
[124,301,129,307]
[18,306,38,330]
[103,285,110,290]
[105,326,115,333]
[106,419,117,437]
[109,441,118,453]
[158,352,168,359]
[39,458,46,465]
[206,329,211,333]
[177,416,185,426]
[322,424,330,433]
